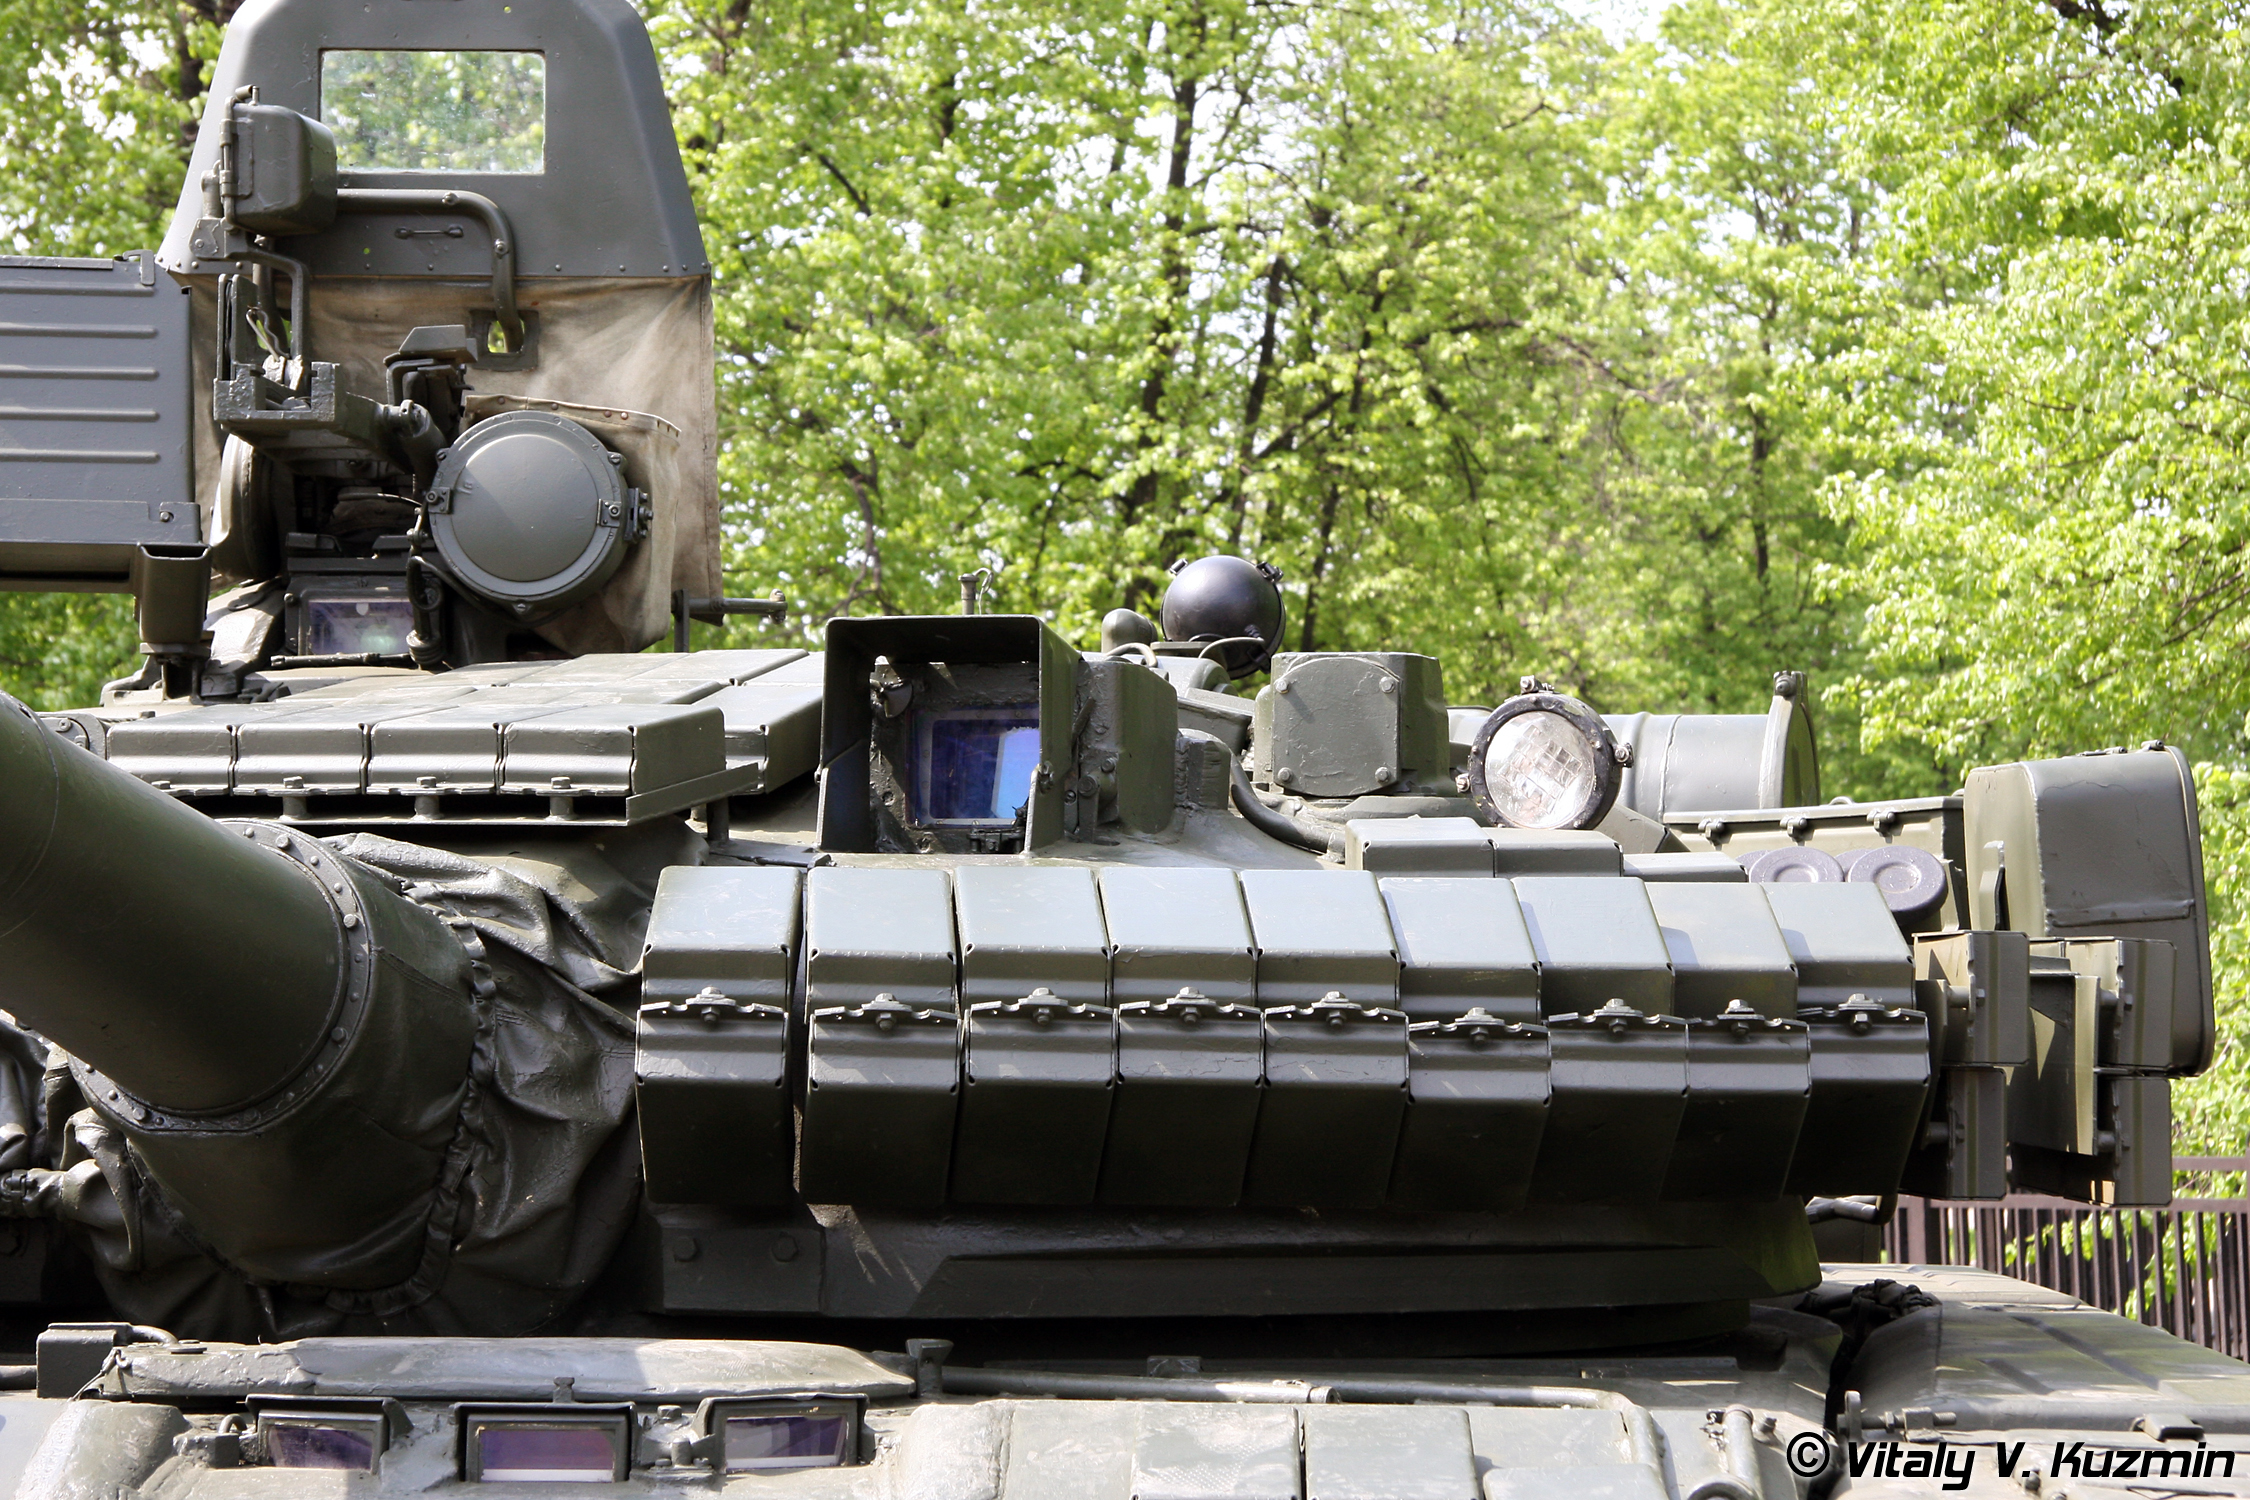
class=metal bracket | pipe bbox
[672,589,787,652]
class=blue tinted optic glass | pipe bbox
[921,713,1039,822]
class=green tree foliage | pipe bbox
[0,0,217,254]
[1567,0,1895,787]
[1787,1,2250,779]
[653,0,1849,712]
[2186,765,2250,1157]
[0,0,226,706]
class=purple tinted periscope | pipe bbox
[725,1412,852,1471]
[266,1419,378,1470]
[475,1423,621,1481]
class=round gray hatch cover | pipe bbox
[428,409,633,616]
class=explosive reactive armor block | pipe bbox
[1391,1013,1550,1211]
[635,866,800,1207]
[621,863,1945,1216]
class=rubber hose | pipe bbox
[1228,756,1341,855]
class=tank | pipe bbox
[0,0,2243,1491]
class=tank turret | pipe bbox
[0,603,2214,1343]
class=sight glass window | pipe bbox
[303,594,413,657]
[321,50,545,174]
[259,1414,382,1470]
[708,1397,861,1472]
[458,1406,633,1483]
[914,707,1039,825]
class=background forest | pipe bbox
[7,0,2250,1156]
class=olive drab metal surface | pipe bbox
[0,0,2235,1488]
[1965,746,2214,1072]
[636,866,800,1206]
[1378,877,1540,1021]
[951,867,1114,1204]
[0,255,198,588]
[1645,882,1798,1019]
[1391,1011,1549,1211]
[1513,875,1674,1013]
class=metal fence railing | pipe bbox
[1885,1154,2250,1361]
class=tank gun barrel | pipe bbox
[0,695,344,1112]
[0,693,479,1289]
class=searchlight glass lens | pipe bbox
[1480,710,1598,828]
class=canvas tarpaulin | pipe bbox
[187,274,720,654]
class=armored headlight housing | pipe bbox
[1466,692,1624,831]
